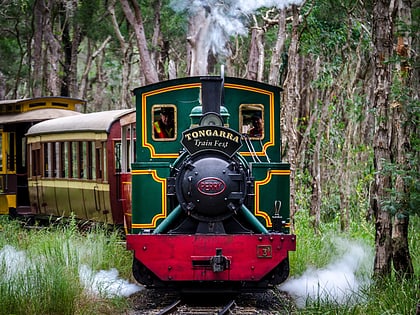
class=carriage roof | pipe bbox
[0,108,82,124]
[0,96,86,125]
[26,109,134,136]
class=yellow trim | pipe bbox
[141,82,276,159]
[0,97,84,114]
[0,130,17,174]
[142,83,201,158]
[225,83,275,156]
[0,194,16,214]
[27,132,107,143]
[254,169,291,227]
[0,195,9,214]
[132,169,167,228]
[27,179,110,190]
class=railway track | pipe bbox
[127,288,293,315]
[145,298,258,315]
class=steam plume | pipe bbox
[0,245,141,298]
[280,237,373,307]
[170,0,303,56]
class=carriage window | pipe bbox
[240,104,264,139]
[95,141,105,180]
[115,141,121,172]
[102,144,107,181]
[152,105,176,140]
[62,142,70,178]
[121,124,136,172]
[31,142,41,177]
[43,143,51,177]
[90,141,96,180]
[54,142,60,178]
[71,142,77,178]
[80,142,88,179]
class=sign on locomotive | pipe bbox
[126,76,296,293]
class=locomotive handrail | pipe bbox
[239,205,268,234]
[153,204,182,234]
[259,138,271,163]
[242,134,261,163]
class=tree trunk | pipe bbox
[32,0,44,97]
[79,36,111,103]
[69,17,83,97]
[390,0,414,279]
[186,7,211,76]
[43,0,62,96]
[151,0,168,81]
[371,0,394,278]
[268,9,287,86]
[120,0,159,84]
[61,13,71,97]
[310,88,329,234]
[109,0,132,108]
[282,5,301,227]
[246,25,263,81]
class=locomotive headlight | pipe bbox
[199,112,224,126]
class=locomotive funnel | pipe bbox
[201,76,223,115]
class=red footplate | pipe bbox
[127,234,296,282]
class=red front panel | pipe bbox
[127,234,296,282]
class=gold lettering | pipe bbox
[183,128,240,144]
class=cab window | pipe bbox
[152,105,176,140]
[240,104,264,139]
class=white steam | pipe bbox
[170,0,303,56]
[0,244,142,298]
[79,264,142,298]
[280,238,373,308]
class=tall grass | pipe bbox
[287,210,419,314]
[0,217,134,315]
[1,212,418,315]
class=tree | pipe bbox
[186,6,212,76]
[389,0,415,279]
[120,0,159,84]
[370,0,394,277]
[370,0,417,279]
[282,4,302,227]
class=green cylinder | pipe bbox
[153,205,182,234]
[240,205,269,234]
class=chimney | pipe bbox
[200,76,223,115]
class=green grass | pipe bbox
[0,216,134,315]
[0,212,418,315]
[286,211,419,314]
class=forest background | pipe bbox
[0,0,419,281]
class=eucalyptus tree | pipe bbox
[0,0,34,98]
[119,0,159,84]
[371,0,417,279]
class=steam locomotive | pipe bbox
[126,76,296,292]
